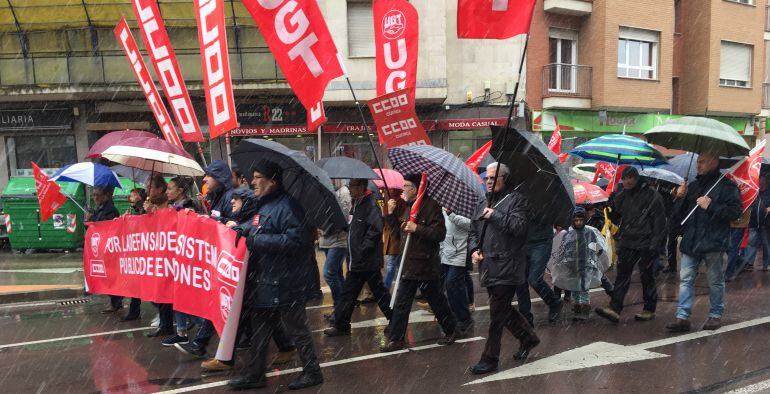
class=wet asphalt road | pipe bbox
[3,267,770,393]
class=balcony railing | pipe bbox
[766,5,770,32]
[0,48,285,88]
[542,64,592,98]
[763,82,770,109]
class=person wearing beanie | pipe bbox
[548,207,610,322]
[595,165,666,324]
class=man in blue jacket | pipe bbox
[228,160,322,390]
[667,151,742,332]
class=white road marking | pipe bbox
[0,327,152,350]
[725,378,770,394]
[155,336,486,394]
[466,315,770,385]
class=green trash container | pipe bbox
[0,177,86,251]
[112,178,143,214]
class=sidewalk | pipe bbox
[0,251,85,304]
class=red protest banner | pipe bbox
[374,0,419,104]
[84,208,248,359]
[726,140,766,212]
[547,119,562,155]
[114,17,182,147]
[195,0,238,139]
[465,140,492,173]
[133,0,205,143]
[457,0,537,39]
[32,162,68,223]
[368,89,430,147]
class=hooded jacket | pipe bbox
[205,160,234,221]
[440,211,472,267]
[347,192,384,272]
[673,170,742,255]
[232,188,260,225]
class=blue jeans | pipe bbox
[323,247,347,307]
[174,311,196,334]
[676,252,725,320]
[441,265,472,324]
[383,254,400,289]
[726,228,770,279]
[526,240,559,308]
[192,319,216,347]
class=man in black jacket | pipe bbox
[596,167,666,323]
[667,151,742,332]
[468,163,539,375]
[324,178,392,336]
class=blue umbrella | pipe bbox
[569,134,668,167]
[51,162,122,189]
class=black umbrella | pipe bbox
[317,156,381,180]
[490,126,575,228]
[231,139,347,234]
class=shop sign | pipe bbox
[229,125,313,136]
[0,109,73,131]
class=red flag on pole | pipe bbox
[368,89,430,147]
[595,162,627,194]
[32,162,68,223]
[726,140,766,212]
[242,0,344,132]
[466,140,493,173]
[114,17,182,147]
[457,0,537,39]
[374,0,419,104]
[133,0,205,143]
[409,173,429,221]
[547,119,562,155]
[195,0,238,139]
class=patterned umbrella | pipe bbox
[569,134,668,167]
[572,181,609,205]
[51,162,122,189]
[388,145,486,219]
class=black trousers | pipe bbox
[334,270,392,331]
[110,296,141,316]
[235,308,294,352]
[481,285,537,364]
[241,303,320,378]
[667,233,678,270]
[388,279,456,342]
[610,247,658,314]
[151,302,173,330]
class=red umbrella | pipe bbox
[100,136,204,177]
[372,168,405,190]
[86,130,159,159]
[572,181,610,205]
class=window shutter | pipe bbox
[720,41,752,83]
[347,3,375,58]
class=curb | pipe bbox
[0,288,85,305]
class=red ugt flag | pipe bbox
[466,140,492,173]
[32,162,68,223]
[374,0,419,104]
[458,0,537,39]
[726,140,766,212]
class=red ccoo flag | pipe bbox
[409,172,429,221]
[32,162,68,223]
[457,0,537,39]
[465,140,493,173]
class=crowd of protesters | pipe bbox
[93,147,753,389]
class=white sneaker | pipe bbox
[151,314,160,328]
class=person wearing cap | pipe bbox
[667,151,742,332]
[547,207,610,321]
[468,162,539,375]
[324,178,392,336]
[595,166,666,324]
[380,174,459,352]
[227,160,322,390]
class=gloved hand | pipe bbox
[232,225,248,247]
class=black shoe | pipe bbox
[360,296,376,304]
[174,342,207,358]
[595,307,621,323]
[437,330,460,345]
[145,327,174,338]
[120,314,140,322]
[228,375,267,390]
[470,360,498,375]
[101,305,122,314]
[703,317,722,331]
[548,300,563,323]
[161,335,189,347]
[513,335,541,361]
[288,370,323,390]
[323,313,335,322]
[666,318,691,333]
[323,326,350,337]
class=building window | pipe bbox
[720,41,753,88]
[347,1,375,58]
[6,135,77,176]
[725,0,753,5]
[548,28,579,92]
[618,27,659,80]
[674,0,682,34]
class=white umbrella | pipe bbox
[100,137,204,177]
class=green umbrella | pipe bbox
[644,116,750,157]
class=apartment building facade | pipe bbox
[527,0,767,151]
[0,0,524,188]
